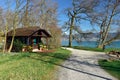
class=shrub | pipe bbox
[27,46,33,52]
[12,40,24,52]
[47,25,62,49]
[0,42,3,50]
[22,45,33,52]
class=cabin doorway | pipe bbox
[32,38,38,49]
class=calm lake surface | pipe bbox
[61,40,120,48]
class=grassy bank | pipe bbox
[99,60,120,80]
[67,46,120,52]
[104,48,120,53]
[0,48,71,80]
[70,46,104,52]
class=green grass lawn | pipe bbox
[0,48,71,80]
[99,60,120,80]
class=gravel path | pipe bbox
[58,48,117,80]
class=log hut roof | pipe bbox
[7,27,52,37]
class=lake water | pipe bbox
[61,40,120,48]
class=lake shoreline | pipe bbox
[61,40,120,48]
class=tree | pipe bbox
[65,0,98,47]
[0,7,4,31]
[2,0,11,53]
[8,0,24,52]
[89,0,120,49]
[20,0,58,28]
[21,0,33,27]
[0,7,5,52]
[1,0,25,53]
[32,0,61,48]
[48,25,61,49]
[35,0,58,28]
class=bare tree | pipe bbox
[35,0,58,28]
[20,0,58,27]
[0,7,5,52]
[0,7,4,38]
[2,0,11,53]
[0,7,4,31]
[21,0,33,27]
[89,0,120,49]
[48,25,61,48]
[65,0,98,47]
[34,0,60,48]
[3,0,22,52]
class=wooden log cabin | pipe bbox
[6,27,51,51]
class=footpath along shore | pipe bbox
[58,48,117,80]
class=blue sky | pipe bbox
[53,0,72,26]
[53,0,99,32]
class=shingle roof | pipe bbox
[7,27,51,37]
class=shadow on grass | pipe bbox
[27,53,117,80]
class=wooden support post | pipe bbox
[46,37,48,49]
[27,37,29,45]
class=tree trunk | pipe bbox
[68,16,75,47]
[3,32,7,53]
[69,25,72,47]
[8,28,15,53]
[3,36,7,53]
[97,44,105,50]
[3,23,8,53]
[8,15,17,53]
[97,2,117,49]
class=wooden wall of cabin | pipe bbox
[6,36,42,50]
